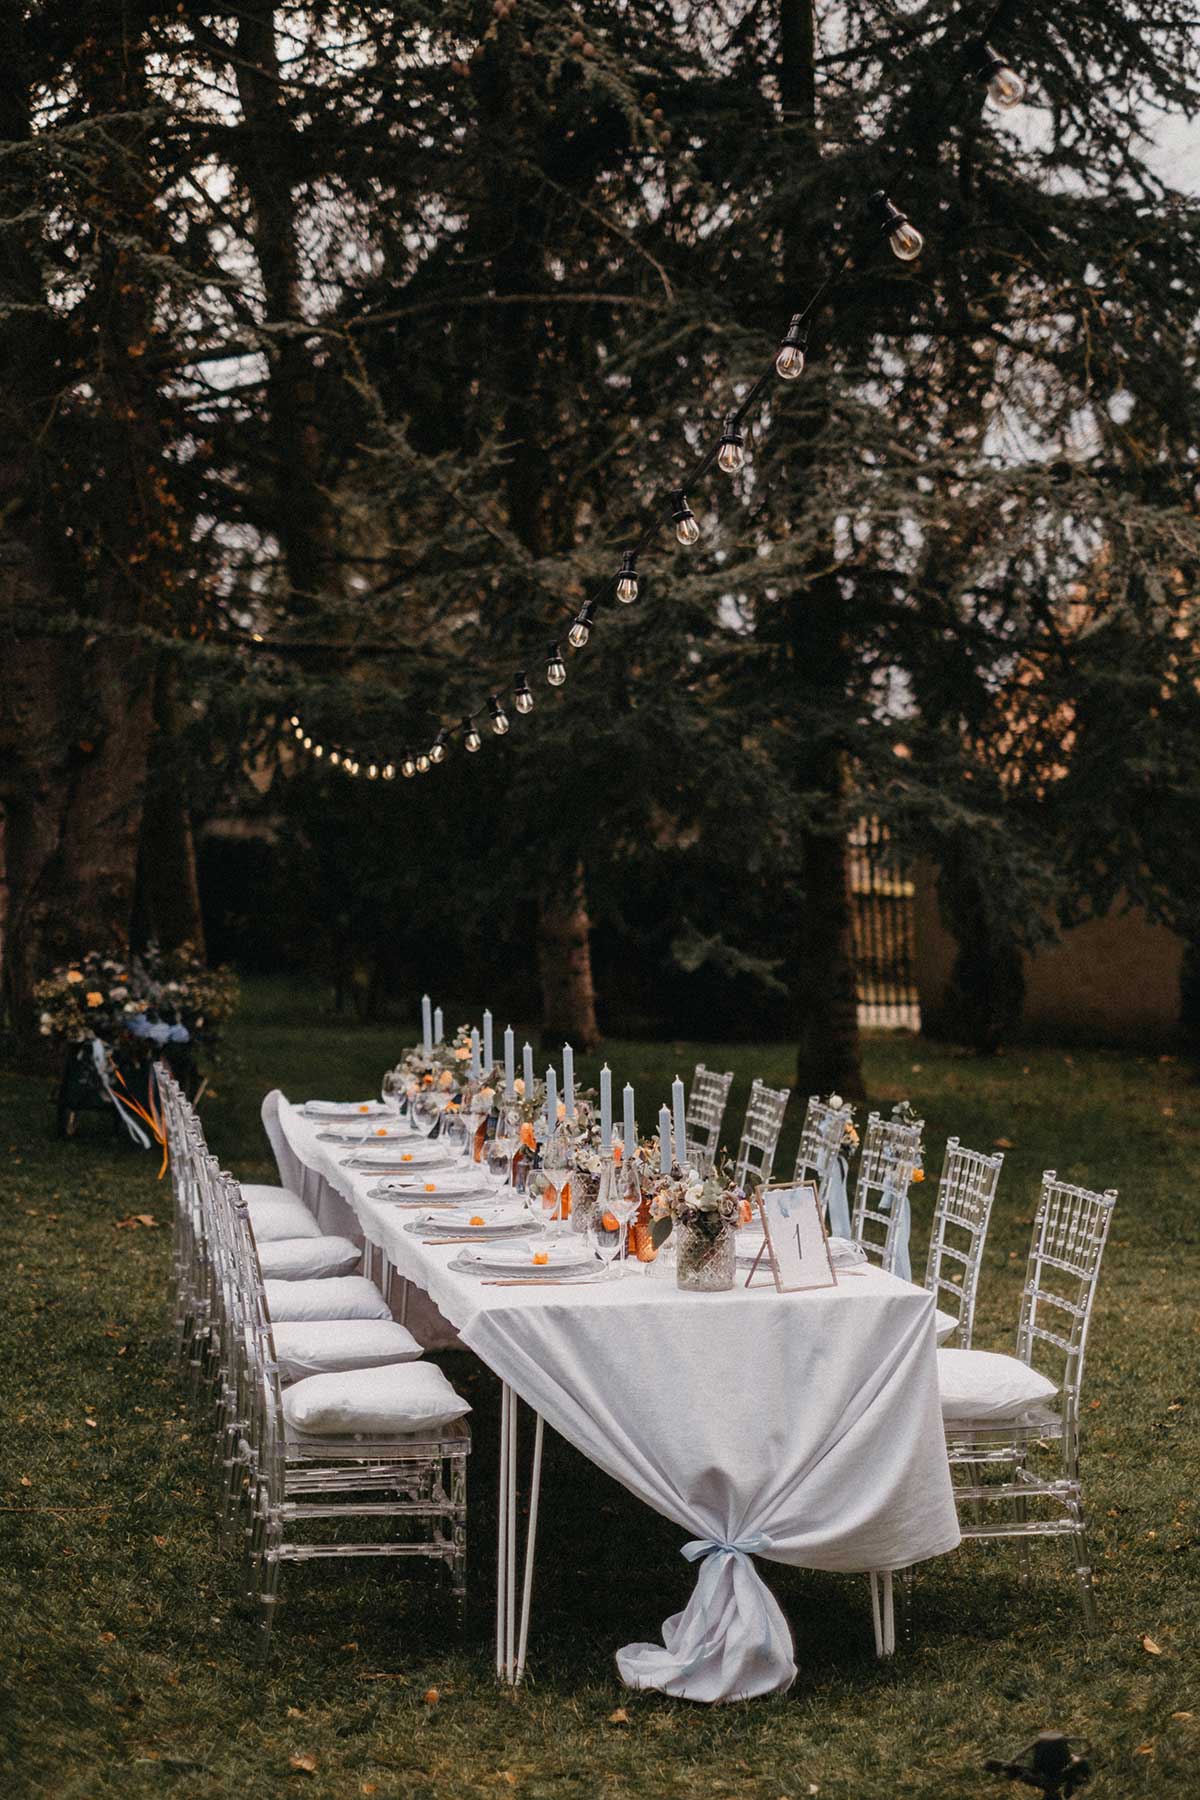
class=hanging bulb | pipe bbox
[382,762,396,780]
[514,671,534,713]
[401,752,416,779]
[313,743,324,758]
[293,724,305,739]
[568,600,597,648]
[868,190,924,261]
[430,730,448,764]
[489,693,510,735]
[302,735,312,749]
[367,763,379,780]
[717,414,745,474]
[416,750,430,773]
[330,750,341,767]
[615,550,639,604]
[347,759,359,776]
[463,717,483,752]
[546,642,567,686]
[288,714,300,728]
[671,490,700,546]
[775,312,808,381]
[974,40,1025,109]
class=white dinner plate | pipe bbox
[455,1239,596,1275]
[303,1100,393,1120]
[367,1172,496,1200]
[344,1142,454,1168]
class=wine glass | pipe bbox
[604,1161,641,1266]
[485,1133,514,1192]
[586,1204,624,1280]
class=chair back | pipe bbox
[733,1079,790,1188]
[852,1110,923,1272]
[685,1064,734,1172]
[261,1089,306,1196]
[923,1137,1003,1347]
[793,1094,854,1186]
[1017,1172,1116,1449]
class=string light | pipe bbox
[289,714,300,727]
[775,313,808,380]
[382,762,396,780]
[330,750,341,766]
[313,743,324,758]
[514,671,534,713]
[672,491,700,545]
[616,551,639,603]
[367,762,379,780]
[401,751,417,778]
[717,415,746,474]
[973,40,1025,109]
[546,643,567,686]
[868,190,924,261]
[568,600,597,648]
[489,693,510,734]
[463,717,482,752]
[416,749,431,773]
[430,730,448,764]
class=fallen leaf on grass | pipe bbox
[1135,1742,1155,1755]
[20,1476,31,1488]
[993,1137,1014,1149]
[286,1706,303,1719]
[608,1707,629,1725]
[99,1631,116,1644]
[289,1753,318,1775]
[153,1535,168,1549]
[422,1687,439,1705]
[1141,1635,1163,1655]
[361,1786,379,1796]
[135,1215,159,1228]
[1171,1711,1193,1721]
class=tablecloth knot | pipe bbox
[681,1534,772,1565]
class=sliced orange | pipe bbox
[468,1216,486,1227]
[401,1154,413,1162]
[358,1104,370,1113]
[423,1182,437,1192]
[532,1251,550,1266]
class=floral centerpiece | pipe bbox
[647,1157,757,1291]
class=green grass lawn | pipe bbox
[2,979,1197,1798]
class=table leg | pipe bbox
[496,1383,510,1679]
[515,1412,544,1686]
[868,1571,895,1657]
[506,1385,517,1680]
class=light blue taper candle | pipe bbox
[523,1041,534,1095]
[469,1027,481,1079]
[482,1010,493,1072]
[599,1064,612,1151]
[562,1042,574,1118]
[433,1006,443,1043]
[421,994,433,1055]
[622,1084,635,1160]
[504,1026,515,1096]
[672,1074,687,1169]
[545,1066,557,1132]
[658,1106,672,1174]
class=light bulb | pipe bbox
[775,311,807,380]
[347,760,358,776]
[489,694,510,735]
[717,414,745,474]
[294,724,304,739]
[313,744,323,758]
[974,41,1025,110]
[615,551,639,603]
[988,64,1025,108]
[330,750,341,766]
[514,671,534,713]
[382,762,396,780]
[546,643,567,686]
[401,752,416,779]
[430,731,448,764]
[889,220,924,261]
[302,735,312,749]
[868,190,924,263]
[568,601,596,649]
[672,491,699,546]
[463,718,482,752]
[367,763,378,780]
[416,750,430,773]
[288,714,299,727]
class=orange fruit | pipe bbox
[469,1216,486,1227]
[358,1104,370,1113]
[401,1154,413,1162]
[424,1182,437,1192]
[532,1251,550,1266]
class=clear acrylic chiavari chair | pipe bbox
[922,1138,1003,1349]
[793,1095,855,1232]
[941,1173,1116,1626]
[851,1110,924,1276]
[733,1079,790,1189]
[684,1064,734,1172]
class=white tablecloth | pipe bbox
[276,1098,960,1701]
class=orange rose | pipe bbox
[612,1143,623,1164]
[86,991,103,1007]
[453,1046,470,1061]
[66,970,84,985]
[519,1121,537,1151]
[912,1169,925,1183]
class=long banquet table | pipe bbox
[274,1096,961,1702]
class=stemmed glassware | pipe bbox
[586,1204,624,1279]
[603,1156,642,1268]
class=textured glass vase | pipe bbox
[675,1219,736,1291]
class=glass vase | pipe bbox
[675,1218,736,1292]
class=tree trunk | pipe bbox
[536,864,600,1049]
[132,658,206,955]
[778,2,865,1100]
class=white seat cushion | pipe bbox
[271,1318,423,1385]
[264,1275,392,1324]
[282,1361,470,1437]
[243,1186,320,1241]
[257,1235,360,1281]
[937,1348,1058,1423]
[933,1308,959,1345]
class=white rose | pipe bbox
[829,1093,843,1109]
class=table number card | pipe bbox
[746,1179,838,1293]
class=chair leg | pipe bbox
[1069,1520,1099,1632]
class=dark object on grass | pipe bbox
[985,1730,1091,1798]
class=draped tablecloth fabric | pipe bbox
[276,1098,960,1702]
